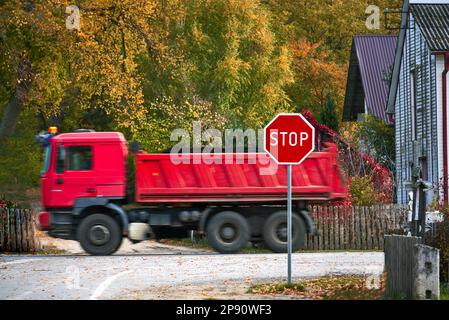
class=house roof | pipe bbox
[412,4,449,51]
[343,35,397,124]
[386,1,449,115]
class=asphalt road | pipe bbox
[0,251,384,300]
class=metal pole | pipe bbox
[287,164,292,286]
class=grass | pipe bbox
[248,282,307,294]
[158,237,272,253]
[33,248,67,255]
[0,248,66,255]
[441,284,449,300]
[248,275,386,300]
[159,238,212,250]
[301,249,383,253]
[158,237,376,254]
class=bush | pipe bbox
[320,95,339,133]
[349,176,380,206]
[354,114,395,172]
[425,221,449,283]
[0,197,18,209]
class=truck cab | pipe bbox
[39,130,128,241]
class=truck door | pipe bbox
[52,144,96,207]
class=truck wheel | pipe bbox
[263,211,306,253]
[206,211,250,254]
[77,214,123,256]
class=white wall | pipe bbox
[436,54,449,201]
[436,55,444,198]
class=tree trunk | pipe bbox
[0,56,33,140]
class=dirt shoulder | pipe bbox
[36,233,213,256]
[120,279,303,300]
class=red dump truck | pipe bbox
[36,129,347,255]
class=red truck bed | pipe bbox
[135,143,347,203]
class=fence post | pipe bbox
[384,235,429,299]
[21,210,28,252]
[17,209,23,252]
[372,205,379,250]
[0,207,38,253]
[323,205,329,250]
[8,208,13,251]
[28,210,37,252]
[329,205,333,250]
[0,207,4,251]
[334,206,339,249]
[292,204,409,252]
[339,206,345,249]
[367,206,372,249]
[314,205,320,250]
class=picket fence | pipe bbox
[1,204,409,253]
[304,204,409,251]
[0,208,39,253]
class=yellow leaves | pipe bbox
[0,0,160,134]
[349,176,381,206]
[1,0,389,142]
[249,276,385,300]
[287,39,346,116]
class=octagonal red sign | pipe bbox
[264,113,315,165]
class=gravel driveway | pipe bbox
[0,248,384,300]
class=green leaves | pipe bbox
[320,95,340,133]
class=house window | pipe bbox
[411,70,417,141]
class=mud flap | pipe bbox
[298,210,319,236]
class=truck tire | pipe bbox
[206,211,250,254]
[77,214,123,256]
[263,211,306,253]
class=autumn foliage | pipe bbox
[303,111,394,205]
[0,0,400,199]
[288,40,346,116]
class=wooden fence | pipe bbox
[304,204,409,251]
[0,208,39,253]
[383,235,440,300]
[0,204,409,253]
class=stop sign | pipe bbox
[264,113,315,164]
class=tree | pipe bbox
[0,0,158,142]
[135,0,295,153]
[264,0,403,62]
[320,95,339,133]
[0,0,405,192]
[355,114,395,173]
[263,0,403,120]
[0,54,33,139]
[287,39,346,117]
[180,0,294,128]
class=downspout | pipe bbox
[443,52,449,204]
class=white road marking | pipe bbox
[90,270,132,300]
[0,258,44,267]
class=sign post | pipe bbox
[287,164,292,284]
[264,113,315,285]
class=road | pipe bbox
[0,251,384,300]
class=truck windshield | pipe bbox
[41,146,51,174]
